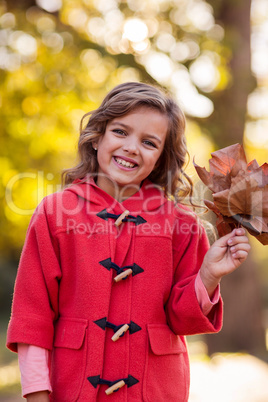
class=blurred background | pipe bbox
[0,0,268,400]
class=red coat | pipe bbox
[7,179,223,401]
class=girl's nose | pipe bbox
[122,137,138,154]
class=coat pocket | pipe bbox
[51,317,88,402]
[143,324,189,402]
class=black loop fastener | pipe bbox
[87,374,139,391]
[110,262,132,276]
[105,320,125,334]
[99,258,144,278]
[97,209,147,226]
[94,317,142,336]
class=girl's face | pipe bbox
[94,106,168,199]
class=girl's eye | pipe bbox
[112,129,126,136]
[143,140,157,148]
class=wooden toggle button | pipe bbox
[105,380,125,395]
[111,324,129,342]
[114,210,129,227]
[114,268,132,282]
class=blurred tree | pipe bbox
[205,0,266,356]
[206,0,256,146]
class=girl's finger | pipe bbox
[234,228,246,236]
[227,235,249,246]
[230,243,251,253]
[231,250,249,261]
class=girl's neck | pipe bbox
[95,176,142,202]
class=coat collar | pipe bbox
[64,177,168,214]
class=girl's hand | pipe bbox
[200,228,251,297]
[27,391,50,402]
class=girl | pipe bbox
[7,82,250,401]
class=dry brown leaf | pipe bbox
[195,144,268,245]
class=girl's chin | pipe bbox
[108,170,139,185]
[96,173,143,199]
[113,179,141,189]
[110,176,142,191]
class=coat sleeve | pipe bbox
[6,197,61,352]
[165,217,223,336]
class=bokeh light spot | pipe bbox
[10,31,37,57]
[22,97,40,116]
[0,13,16,29]
[123,18,148,43]
[190,54,220,92]
[36,0,62,13]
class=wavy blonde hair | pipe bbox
[62,82,193,202]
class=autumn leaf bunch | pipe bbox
[194,144,268,245]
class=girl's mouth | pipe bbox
[113,156,138,169]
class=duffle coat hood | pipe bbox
[7,178,223,401]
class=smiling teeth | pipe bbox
[115,157,136,168]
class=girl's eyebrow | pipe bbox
[109,121,163,144]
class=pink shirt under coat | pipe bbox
[17,271,220,398]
